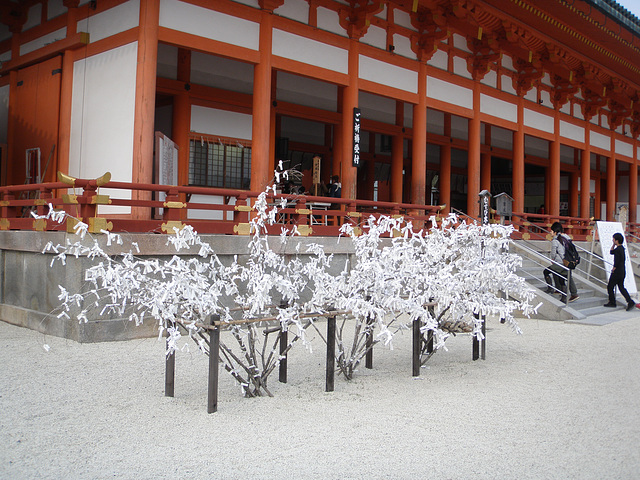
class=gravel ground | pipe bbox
[1,313,639,480]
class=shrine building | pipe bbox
[1,0,640,226]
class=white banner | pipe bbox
[596,221,638,297]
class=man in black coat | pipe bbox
[604,232,636,311]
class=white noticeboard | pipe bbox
[596,221,638,297]
[154,132,179,217]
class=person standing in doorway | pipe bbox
[604,232,636,311]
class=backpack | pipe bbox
[559,235,580,269]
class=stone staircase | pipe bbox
[511,239,637,321]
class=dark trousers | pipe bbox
[544,264,577,295]
[607,270,632,305]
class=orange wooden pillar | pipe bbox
[606,154,616,221]
[580,127,591,219]
[172,49,191,187]
[467,84,481,218]
[631,140,638,224]
[440,114,451,213]
[570,171,579,217]
[549,139,560,216]
[391,101,404,203]
[250,9,275,192]
[513,99,525,214]
[341,39,359,200]
[132,0,159,218]
[481,125,491,192]
[630,161,638,224]
[57,0,80,177]
[548,113,561,217]
[411,62,427,206]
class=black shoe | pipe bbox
[603,302,617,307]
[627,303,636,311]
[544,288,554,294]
[569,295,579,303]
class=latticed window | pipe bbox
[188,139,251,189]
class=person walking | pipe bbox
[543,221,579,302]
[604,232,636,311]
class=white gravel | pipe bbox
[1,314,639,479]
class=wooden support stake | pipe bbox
[164,321,175,397]
[365,315,373,369]
[472,314,480,361]
[326,315,336,392]
[279,329,288,383]
[412,318,420,377]
[207,315,220,414]
[481,315,486,360]
[426,330,434,354]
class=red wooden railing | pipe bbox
[0,176,605,240]
[0,177,446,236]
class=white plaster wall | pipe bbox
[191,106,252,140]
[273,29,348,74]
[160,0,258,50]
[392,34,414,60]
[191,52,253,94]
[375,5,387,20]
[480,69,497,88]
[361,25,386,50]
[20,28,67,56]
[427,48,448,70]
[157,43,177,80]
[48,0,66,20]
[277,72,337,111]
[359,55,417,93]
[501,74,516,95]
[524,87,536,103]
[559,121,584,143]
[317,7,344,37]
[275,0,309,24]
[523,108,553,134]
[452,34,470,53]
[590,131,610,151]
[23,4,42,32]
[70,42,137,213]
[232,0,259,8]
[77,0,140,44]
[540,90,551,106]
[0,23,10,44]
[453,57,471,79]
[359,91,395,124]
[480,94,517,122]
[0,84,9,144]
[0,50,10,63]
[616,139,633,158]
[393,9,416,31]
[573,103,584,120]
[501,55,514,71]
[427,76,472,109]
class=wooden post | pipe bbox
[412,318,420,376]
[325,314,336,392]
[472,314,480,361]
[164,321,175,397]
[481,315,486,360]
[207,315,220,414]
[365,304,373,369]
[279,300,288,383]
[279,328,288,383]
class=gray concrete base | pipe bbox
[0,304,159,342]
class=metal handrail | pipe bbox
[450,207,609,306]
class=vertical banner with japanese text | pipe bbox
[352,108,361,167]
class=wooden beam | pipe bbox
[0,32,89,75]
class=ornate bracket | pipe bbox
[338,1,385,40]
[410,7,449,62]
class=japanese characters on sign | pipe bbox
[352,108,361,167]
